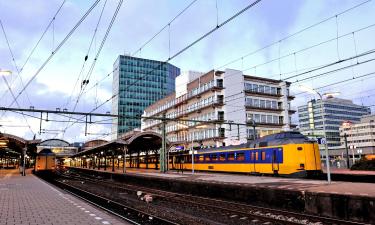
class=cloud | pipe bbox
[1,0,375,142]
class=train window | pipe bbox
[227,153,235,161]
[250,152,254,161]
[261,151,266,160]
[219,153,226,161]
[199,155,204,161]
[236,153,245,161]
[255,152,259,161]
[204,154,210,161]
[211,154,218,161]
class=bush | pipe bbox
[351,159,375,171]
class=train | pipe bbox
[35,148,56,173]
[131,131,322,177]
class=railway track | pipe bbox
[55,170,369,225]
[37,172,178,225]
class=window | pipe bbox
[228,153,235,161]
[260,100,265,108]
[253,99,259,107]
[250,152,255,161]
[211,154,218,161]
[259,85,265,93]
[219,154,226,161]
[261,151,266,160]
[236,152,245,161]
[204,154,210,162]
[261,115,267,123]
[255,152,259,161]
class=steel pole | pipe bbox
[344,133,350,169]
[191,137,194,174]
[319,92,331,184]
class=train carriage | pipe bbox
[176,131,321,177]
[35,148,56,172]
[131,131,321,177]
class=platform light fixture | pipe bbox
[0,69,12,76]
[299,85,341,184]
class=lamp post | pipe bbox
[299,85,340,184]
[342,121,352,169]
[178,123,207,175]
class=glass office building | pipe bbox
[112,55,180,138]
[298,97,370,154]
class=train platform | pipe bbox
[69,166,375,197]
[0,169,127,225]
[324,167,375,175]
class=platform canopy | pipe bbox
[0,132,40,157]
[71,131,169,158]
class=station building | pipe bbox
[338,114,375,157]
[111,55,180,139]
[141,69,296,150]
[298,97,370,156]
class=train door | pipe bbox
[272,149,279,173]
[250,151,257,173]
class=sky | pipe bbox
[1,0,375,143]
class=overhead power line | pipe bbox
[131,0,198,56]
[62,0,124,137]
[215,0,372,70]
[5,0,102,111]
[0,19,33,106]
[63,0,263,134]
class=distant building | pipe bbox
[142,69,296,149]
[298,97,370,155]
[112,55,180,139]
[338,114,375,157]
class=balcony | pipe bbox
[245,104,283,112]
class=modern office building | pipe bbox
[112,55,180,138]
[298,97,370,155]
[141,69,296,150]
[337,114,375,157]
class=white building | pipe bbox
[141,69,296,150]
[298,98,370,156]
[338,114,375,157]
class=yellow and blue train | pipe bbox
[35,148,56,173]
[131,131,321,177]
[175,131,322,177]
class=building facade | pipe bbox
[112,55,180,138]
[338,114,375,157]
[298,98,370,155]
[141,69,296,150]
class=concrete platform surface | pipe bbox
[0,169,127,225]
[73,167,375,197]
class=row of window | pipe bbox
[246,113,282,124]
[245,98,280,109]
[168,128,223,142]
[244,83,279,95]
[144,79,222,117]
[186,96,219,113]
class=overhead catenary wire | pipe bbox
[69,0,123,114]
[215,0,372,70]
[4,0,102,112]
[62,0,263,134]
[63,0,108,109]
[62,0,124,137]
[0,19,33,107]
[131,0,198,56]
